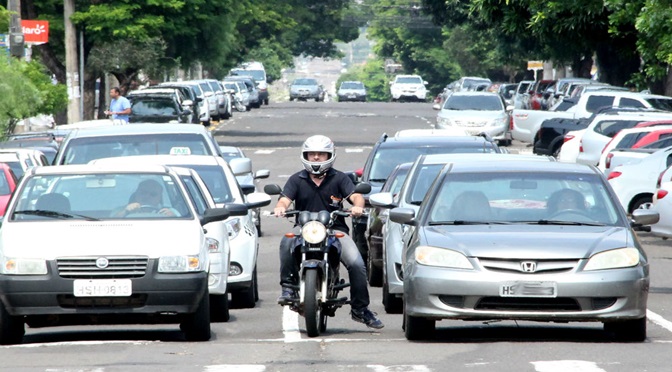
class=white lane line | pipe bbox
[531,360,606,372]
[345,148,364,153]
[367,365,431,372]
[254,150,275,154]
[5,340,152,348]
[282,305,302,343]
[648,309,672,334]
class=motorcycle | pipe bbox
[264,182,370,337]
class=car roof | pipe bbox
[63,123,210,138]
[394,128,469,137]
[447,91,501,97]
[445,159,598,174]
[129,88,178,95]
[27,163,173,177]
[376,134,496,148]
[419,153,555,166]
[581,90,672,100]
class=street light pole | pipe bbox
[64,0,81,123]
[7,0,24,58]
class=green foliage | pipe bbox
[0,6,9,32]
[0,52,67,137]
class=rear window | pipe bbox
[586,95,616,113]
[593,120,642,138]
[646,98,672,111]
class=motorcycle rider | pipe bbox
[273,135,384,329]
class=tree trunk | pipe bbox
[665,67,672,97]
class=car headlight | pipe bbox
[437,116,452,127]
[584,247,641,271]
[206,237,220,253]
[225,218,242,239]
[414,246,473,269]
[2,258,47,275]
[302,221,327,244]
[158,255,204,272]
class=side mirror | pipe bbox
[264,183,282,195]
[432,104,441,110]
[631,209,659,227]
[369,192,396,208]
[240,184,256,195]
[200,207,230,226]
[246,192,272,208]
[225,203,249,217]
[228,157,252,176]
[254,169,270,179]
[354,182,371,195]
[423,81,428,85]
[389,207,417,226]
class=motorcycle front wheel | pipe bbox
[304,270,321,337]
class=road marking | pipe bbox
[345,148,364,153]
[254,150,275,154]
[648,309,672,333]
[205,366,266,372]
[531,360,606,372]
[282,305,302,343]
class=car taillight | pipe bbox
[563,134,575,143]
[579,139,584,153]
[607,171,621,180]
[657,189,668,200]
[606,153,614,169]
[509,115,514,130]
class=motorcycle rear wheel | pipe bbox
[304,270,321,337]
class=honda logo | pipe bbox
[520,261,537,273]
[95,257,109,269]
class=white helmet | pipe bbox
[301,135,336,175]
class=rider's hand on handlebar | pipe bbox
[274,206,286,217]
[349,206,364,217]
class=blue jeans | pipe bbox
[279,227,370,310]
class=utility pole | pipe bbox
[64,0,81,123]
[7,0,24,58]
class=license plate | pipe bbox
[500,281,556,297]
[73,279,132,297]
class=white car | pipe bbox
[597,125,672,174]
[576,111,672,166]
[435,91,512,145]
[650,179,672,238]
[0,164,232,344]
[390,75,428,102]
[91,154,271,308]
[607,146,672,213]
[558,129,585,163]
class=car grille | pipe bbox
[475,297,581,311]
[57,294,147,308]
[478,258,578,274]
[454,120,487,127]
[57,257,149,279]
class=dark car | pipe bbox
[365,162,412,287]
[128,95,193,124]
[352,130,503,266]
[224,76,261,109]
[156,83,202,124]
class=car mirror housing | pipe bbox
[200,207,230,226]
[389,207,417,225]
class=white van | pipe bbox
[0,164,232,344]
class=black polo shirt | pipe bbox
[281,168,355,233]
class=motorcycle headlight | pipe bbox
[158,255,204,272]
[584,248,640,271]
[415,246,473,269]
[302,221,327,244]
[2,258,47,275]
[225,218,242,239]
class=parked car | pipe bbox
[390,160,658,341]
[0,163,18,217]
[160,81,211,125]
[224,76,261,109]
[452,76,492,93]
[337,81,367,102]
[222,81,250,111]
[513,80,534,109]
[0,163,234,343]
[527,79,556,110]
[148,84,201,124]
[127,90,193,124]
[389,75,428,102]
[597,126,672,173]
[230,61,269,105]
[289,78,325,102]
[435,91,513,145]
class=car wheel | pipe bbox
[604,317,646,342]
[264,98,269,105]
[383,280,403,314]
[629,195,653,214]
[0,301,24,345]
[366,254,382,287]
[256,217,262,237]
[181,291,211,341]
[253,267,259,301]
[209,293,230,322]
[403,303,435,341]
[231,269,257,309]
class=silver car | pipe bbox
[337,81,367,102]
[390,160,659,341]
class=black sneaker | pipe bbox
[277,287,296,305]
[351,307,384,329]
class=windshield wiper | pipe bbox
[429,220,510,225]
[13,210,101,221]
[519,219,606,226]
[368,179,387,183]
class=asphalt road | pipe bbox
[2,101,671,372]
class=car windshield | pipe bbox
[10,172,192,221]
[443,95,504,111]
[224,83,239,92]
[341,82,364,89]
[293,79,318,86]
[233,69,265,82]
[179,164,235,204]
[131,99,178,116]
[61,134,213,165]
[368,144,497,182]
[395,77,422,84]
[427,171,621,225]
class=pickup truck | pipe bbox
[512,90,672,144]
[533,117,590,156]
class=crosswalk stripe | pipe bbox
[531,360,606,372]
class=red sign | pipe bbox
[21,20,49,45]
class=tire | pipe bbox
[367,255,382,287]
[604,317,646,342]
[264,98,269,105]
[630,195,653,214]
[383,280,403,314]
[404,302,435,341]
[209,294,230,322]
[181,291,211,342]
[304,270,321,337]
[0,301,24,345]
[231,272,257,309]
[253,267,259,302]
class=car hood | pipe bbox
[0,220,204,259]
[129,115,181,123]
[422,225,632,259]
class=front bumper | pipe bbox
[0,259,208,317]
[404,262,649,322]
